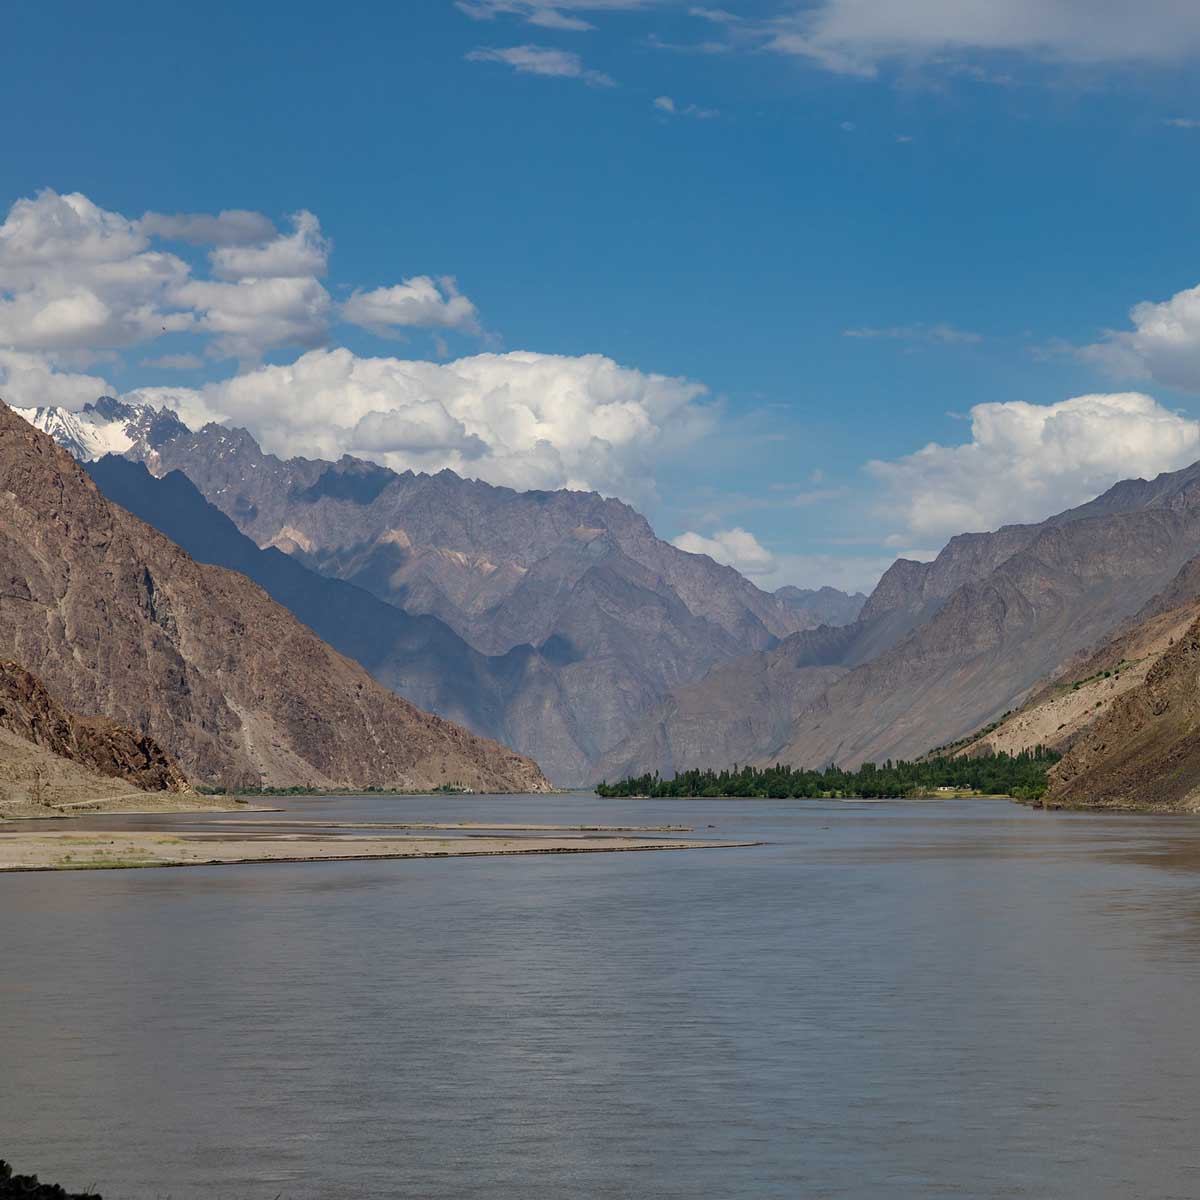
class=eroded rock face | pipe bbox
[0,660,189,792]
[0,403,550,793]
[1048,613,1200,811]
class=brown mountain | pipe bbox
[0,402,549,793]
[601,463,1200,779]
[1047,614,1200,811]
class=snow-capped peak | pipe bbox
[12,397,190,461]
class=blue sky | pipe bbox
[5,0,1200,590]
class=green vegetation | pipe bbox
[1066,659,1131,691]
[596,749,1060,801]
[927,711,1015,755]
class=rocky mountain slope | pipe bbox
[601,462,1200,779]
[0,402,549,793]
[86,457,666,783]
[0,659,188,793]
[0,659,192,817]
[929,551,1200,811]
[1047,614,1200,811]
[22,399,862,784]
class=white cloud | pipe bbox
[1165,117,1200,128]
[672,526,776,575]
[138,209,277,246]
[843,323,983,345]
[466,44,616,86]
[174,275,332,363]
[0,190,192,353]
[209,210,329,280]
[342,276,480,336]
[1081,280,1200,392]
[763,0,1200,75]
[457,1,654,30]
[653,94,719,118]
[0,348,113,410]
[763,553,897,595]
[673,524,894,591]
[867,392,1200,541]
[124,347,713,503]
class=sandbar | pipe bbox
[0,829,758,872]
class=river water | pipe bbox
[5,794,1200,1199]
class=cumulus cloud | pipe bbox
[672,525,894,592]
[867,392,1200,541]
[209,210,329,280]
[0,190,192,353]
[672,526,776,575]
[175,275,332,363]
[0,189,487,374]
[342,276,480,336]
[138,209,277,246]
[467,44,616,85]
[1080,280,1200,393]
[0,348,113,410]
[123,347,713,502]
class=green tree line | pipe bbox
[596,749,1059,801]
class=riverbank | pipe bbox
[0,791,267,822]
[0,827,756,871]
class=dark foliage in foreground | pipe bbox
[0,1161,101,1200]
[596,749,1060,800]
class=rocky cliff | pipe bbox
[0,660,189,793]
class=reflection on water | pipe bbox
[5,796,1200,1199]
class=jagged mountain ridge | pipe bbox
[23,399,864,785]
[0,402,550,793]
[85,457,624,783]
[600,460,1200,779]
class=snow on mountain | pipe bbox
[12,396,187,461]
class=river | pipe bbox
[4,794,1200,1199]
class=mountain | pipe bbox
[930,551,1200,812]
[599,461,1200,779]
[21,399,863,784]
[950,554,1200,764]
[0,402,549,793]
[775,585,866,627]
[769,469,1200,770]
[1046,612,1200,811]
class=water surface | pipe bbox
[4,795,1200,1199]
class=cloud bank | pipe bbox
[868,392,1200,541]
[126,347,713,504]
[0,190,482,371]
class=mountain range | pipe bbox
[19,398,864,784]
[598,460,1200,793]
[0,402,548,796]
[21,395,1200,811]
